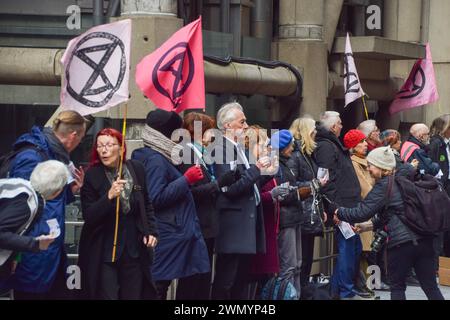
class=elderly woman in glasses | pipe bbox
[78,128,158,300]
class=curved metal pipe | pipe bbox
[0,49,302,102]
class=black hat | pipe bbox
[145,109,182,139]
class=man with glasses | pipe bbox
[401,123,440,176]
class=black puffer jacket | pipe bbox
[288,140,324,236]
[336,173,422,249]
[276,155,302,229]
[428,135,450,194]
[313,126,361,207]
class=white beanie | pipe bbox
[367,146,396,170]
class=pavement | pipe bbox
[375,281,450,300]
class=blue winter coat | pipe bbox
[131,147,210,281]
[3,126,72,293]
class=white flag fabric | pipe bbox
[344,33,365,108]
[60,19,131,116]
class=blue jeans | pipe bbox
[331,232,362,298]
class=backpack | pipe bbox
[0,143,48,179]
[260,276,298,300]
[393,174,450,236]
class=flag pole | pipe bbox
[361,95,369,120]
[112,103,128,262]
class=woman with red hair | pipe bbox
[78,128,159,300]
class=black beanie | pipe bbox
[145,109,182,139]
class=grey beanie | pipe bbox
[367,146,396,170]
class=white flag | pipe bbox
[60,19,131,116]
[344,33,365,108]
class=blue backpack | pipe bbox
[260,277,298,300]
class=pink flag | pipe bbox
[389,44,439,115]
[344,33,365,108]
[60,19,131,116]
[135,17,205,113]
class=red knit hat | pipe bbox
[343,129,366,149]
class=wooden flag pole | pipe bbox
[112,103,128,262]
[361,95,369,120]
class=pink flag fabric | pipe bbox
[135,17,205,113]
[60,19,131,116]
[389,43,439,115]
[344,33,365,108]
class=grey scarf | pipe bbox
[141,125,183,165]
[43,127,70,164]
[104,164,133,215]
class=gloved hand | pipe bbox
[270,186,291,201]
[217,170,237,188]
[184,166,204,185]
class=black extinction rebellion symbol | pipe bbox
[344,53,361,94]
[396,65,426,100]
[152,42,194,109]
[66,32,126,108]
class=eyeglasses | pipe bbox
[96,143,119,150]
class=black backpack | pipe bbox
[0,144,48,179]
[394,174,450,236]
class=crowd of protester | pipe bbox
[1,105,449,300]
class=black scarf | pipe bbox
[43,127,70,164]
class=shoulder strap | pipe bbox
[127,161,151,236]
[384,174,395,212]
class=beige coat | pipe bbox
[351,155,376,251]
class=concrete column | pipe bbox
[323,0,344,52]
[383,0,421,42]
[121,0,177,16]
[98,0,182,120]
[384,0,424,124]
[279,0,324,40]
[274,0,328,120]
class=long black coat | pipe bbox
[213,137,266,254]
[179,143,219,239]
[428,135,450,195]
[78,160,158,299]
[313,126,361,208]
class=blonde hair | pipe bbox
[52,110,86,136]
[245,125,268,150]
[289,117,317,156]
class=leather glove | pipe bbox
[217,170,237,188]
[270,186,290,201]
[184,166,204,185]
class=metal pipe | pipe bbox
[93,0,104,25]
[328,71,403,101]
[106,0,121,17]
[251,0,273,39]
[0,48,301,98]
[221,0,230,33]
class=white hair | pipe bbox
[319,111,341,131]
[410,123,429,138]
[216,102,243,130]
[357,120,377,137]
[30,160,70,199]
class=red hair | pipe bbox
[89,128,127,167]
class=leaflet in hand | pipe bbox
[46,218,61,239]
[338,221,355,239]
